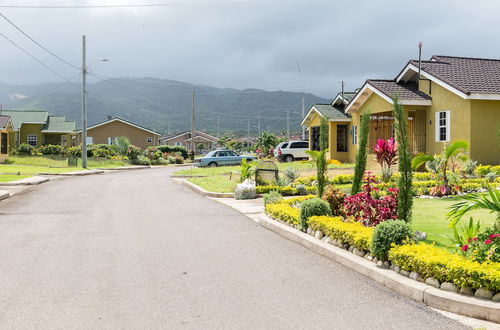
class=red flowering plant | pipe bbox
[344,172,399,227]
[461,227,500,263]
[374,138,397,182]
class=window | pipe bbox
[337,125,348,152]
[108,137,116,145]
[61,135,67,147]
[146,137,153,143]
[281,143,289,149]
[352,126,358,145]
[175,142,182,146]
[435,111,450,142]
[290,142,309,149]
[227,151,238,156]
[27,134,37,146]
[86,136,93,145]
[311,127,320,151]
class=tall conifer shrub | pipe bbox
[351,110,370,195]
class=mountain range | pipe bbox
[0,78,330,136]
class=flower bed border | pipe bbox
[259,213,500,323]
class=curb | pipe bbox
[170,174,209,178]
[0,176,50,186]
[175,178,234,198]
[0,190,9,200]
[38,170,105,176]
[95,166,150,171]
[258,214,500,323]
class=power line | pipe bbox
[0,0,247,9]
[0,12,80,70]
[0,31,80,86]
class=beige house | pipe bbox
[74,117,161,150]
[0,115,13,163]
[160,130,219,152]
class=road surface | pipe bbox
[0,168,467,329]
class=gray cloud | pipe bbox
[1,0,500,98]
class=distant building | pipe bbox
[0,115,13,163]
[0,110,76,148]
[74,117,161,149]
[160,131,219,152]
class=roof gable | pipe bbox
[83,117,161,136]
[42,116,76,133]
[0,110,48,130]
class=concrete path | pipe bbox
[0,168,468,329]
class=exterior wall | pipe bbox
[419,81,472,157]
[76,120,160,150]
[164,134,189,147]
[470,100,500,164]
[19,124,43,147]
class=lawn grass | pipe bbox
[188,175,238,193]
[411,196,496,248]
[174,161,354,176]
[0,174,32,183]
[0,165,78,175]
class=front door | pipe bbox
[337,125,348,152]
[1,133,7,154]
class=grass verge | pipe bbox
[0,174,32,183]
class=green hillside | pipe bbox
[0,78,329,136]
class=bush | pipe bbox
[115,136,130,155]
[463,227,500,263]
[300,197,332,231]
[17,143,33,155]
[388,242,500,291]
[370,220,413,260]
[256,185,298,196]
[40,144,63,155]
[131,155,151,166]
[126,145,142,160]
[331,174,354,184]
[151,158,169,165]
[295,184,307,195]
[283,167,300,183]
[265,196,314,225]
[322,186,346,217]
[93,147,111,158]
[167,156,176,164]
[65,146,82,158]
[308,216,373,251]
[263,190,283,205]
[156,145,189,159]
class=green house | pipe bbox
[0,110,76,149]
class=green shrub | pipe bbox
[65,146,82,158]
[476,165,492,177]
[331,174,354,184]
[322,186,346,217]
[167,156,176,164]
[126,145,142,160]
[40,144,63,155]
[263,190,283,205]
[93,148,111,158]
[283,167,300,183]
[295,184,307,195]
[132,155,151,166]
[308,216,373,251]
[17,143,33,155]
[156,145,188,159]
[151,158,169,165]
[300,197,332,231]
[370,220,413,260]
[115,136,130,155]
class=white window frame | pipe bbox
[108,137,116,145]
[352,126,358,145]
[27,134,37,146]
[86,136,93,145]
[146,137,153,143]
[175,142,182,146]
[435,111,450,142]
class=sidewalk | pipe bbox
[210,197,265,222]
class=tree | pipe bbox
[411,140,469,195]
[351,110,370,195]
[393,97,413,222]
[115,136,130,155]
[255,131,279,156]
[305,117,329,197]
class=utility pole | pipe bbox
[81,35,88,168]
[217,116,220,137]
[247,119,250,140]
[286,110,290,141]
[258,115,261,136]
[191,91,195,157]
[301,97,305,140]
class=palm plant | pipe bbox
[448,184,500,229]
[305,149,328,197]
[256,132,279,157]
[411,140,469,195]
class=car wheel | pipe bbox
[208,162,217,167]
[284,155,294,162]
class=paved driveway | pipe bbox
[0,168,467,329]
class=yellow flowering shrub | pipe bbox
[308,216,373,251]
[388,242,500,291]
[265,195,315,225]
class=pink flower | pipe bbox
[472,237,478,241]
[489,234,500,239]
[484,239,493,244]
[461,245,469,252]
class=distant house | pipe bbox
[160,130,219,151]
[0,110,76,148]
[0,115,13,163]
[74,117,161,150]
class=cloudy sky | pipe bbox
[1,0,499,98]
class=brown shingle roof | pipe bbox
[0,115,10,129]
[367,80,432,101]
[409,55,500,94]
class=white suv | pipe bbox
[275,141,309,162]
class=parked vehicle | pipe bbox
[275,141,309,162]
[195,149,256,167]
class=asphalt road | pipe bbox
[0,168,467,329]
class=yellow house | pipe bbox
[304,55,500,165]
[0,110,76,149]
[0,115,13,163]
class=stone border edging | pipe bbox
[258,214,500,323]
[175,178,234,198]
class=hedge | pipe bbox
[256,185,316,196]
[156,145,188,159]
[265,195,314,225]
[388,243,500,291]
[308,216,373,251]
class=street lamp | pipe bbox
[81,35,108,168]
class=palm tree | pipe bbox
[411,140,469,195]
[256,132,279,157]
[448,184,500,229]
